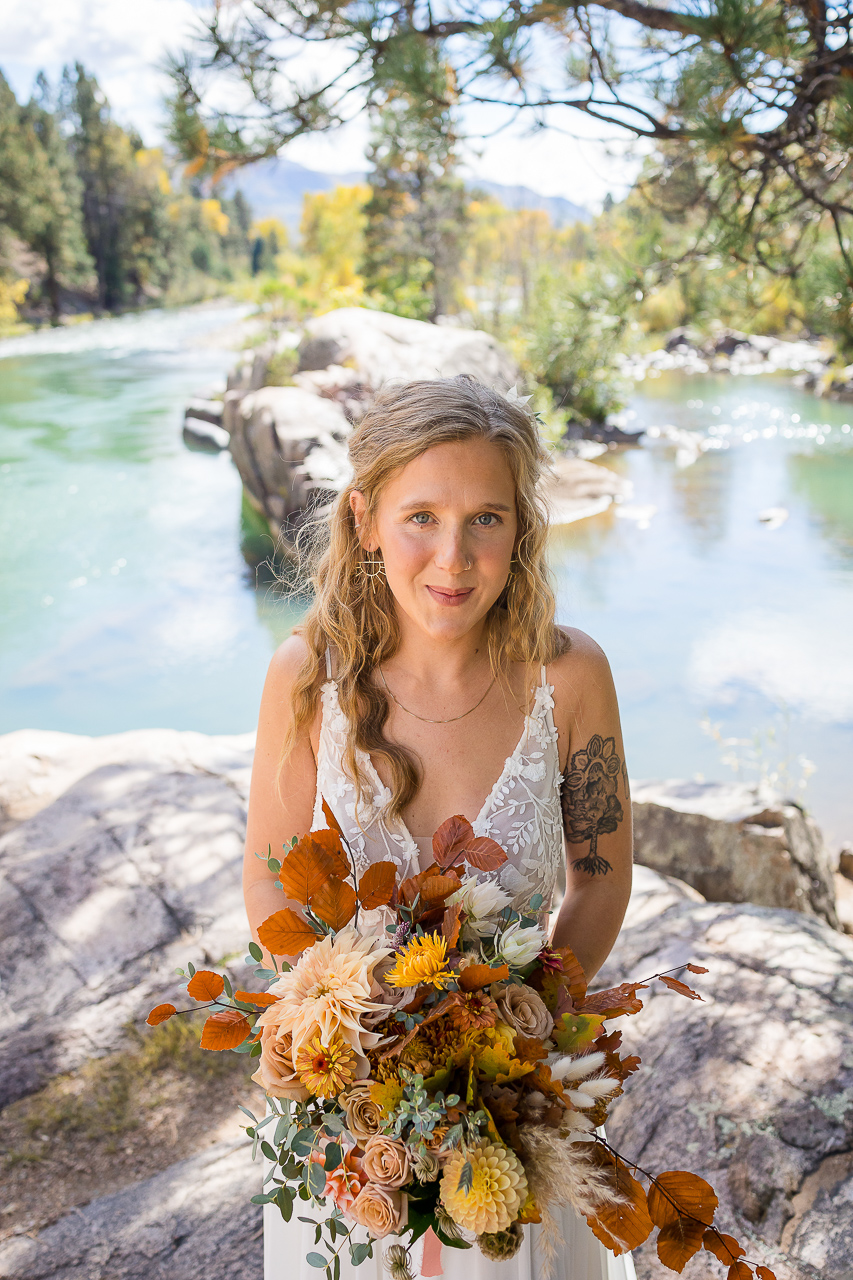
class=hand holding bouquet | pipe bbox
[148,808,776,1280]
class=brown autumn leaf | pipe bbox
[658,975,704,1001]
[555,944,588,1005]
[279,838,335,905]
[463,836,508,871]
[587,1157,654,1254]
[322,798,344,837]
[420,873,462,902]
[187,969,225,1002]
[755,1268,777,1280]
[459,962,510,992]
[647,1171,719,1229]
[200,1007,252,1051]
[727,1263,754,1280]
[432,814,474,867]
[146,1003,177,1026]
[311,876,358,931]
[358,860,398,909]
[308,829,351,878]
[686,963,709,974]
[513,1036,549,1062]
[703,1230,745,1263]
[656,1218,707,1272]
[581,982,648,1018]
[442,901,462,948]
[380,993,463,1060]
[258,908,318,957]
[234,990,280,1008]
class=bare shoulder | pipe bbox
[257,633,317,738]
[547,628,621,765]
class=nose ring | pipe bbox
[465,557,472,570]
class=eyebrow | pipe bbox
[397,499,514,513]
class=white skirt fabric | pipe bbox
[263,1197,637,1280]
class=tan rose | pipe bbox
[490,982,552,1040]
[251,1025,310,1101]
[361,1135,412,1189]
[341,1082,385,1145]
[348,1184,407,1238]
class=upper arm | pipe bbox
[243,635,319,910]
[550,628,632,883]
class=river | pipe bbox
[1,306,851,847]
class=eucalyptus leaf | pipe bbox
[277,1187,294,1222]
[222,974,233,999]
[292,1129,316,1158]
[323,1143,342,1171]
[239,1106,258,1123]
[261,1141,277,1162]
[308,1162,327,1196]
[458,1159,474,1194]
[306,1254,327,1269]
[349,1242,371,1266]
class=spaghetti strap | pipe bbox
[540,662,548,686]
[325,647,333,679]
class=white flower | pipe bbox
[446,875,512,936]
[497,921,547,968]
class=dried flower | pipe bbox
[447,991,498,1032]
[434,1204,463,1241]
[491,982,552,1040]
[341,1081,385,1144]
[294,1029,357,1096]
[361,1134,413,1189]
[384,932,452,989]
[384,1244,414,1280]
[477,1222,523,1261]
[412,1148,440,1182]
[440,1140,528,1235]
[348,1184,406,1238]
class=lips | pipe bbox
[426,586,474,606]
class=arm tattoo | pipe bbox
[561,734,625,876]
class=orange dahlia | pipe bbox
[294,1029,357,1097]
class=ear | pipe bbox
[349,490,376,551]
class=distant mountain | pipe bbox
[223,156,589,234]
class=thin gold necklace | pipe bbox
[378,666,496,725]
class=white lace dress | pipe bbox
[264,663,636,1280]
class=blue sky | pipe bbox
[0,0,642,208]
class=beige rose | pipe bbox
[251,1025,310,1101]
[348,1184,407,1238]
[490,982,552,1040]
[341,1082,385,1145]
[361,1135,412,1189]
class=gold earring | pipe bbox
[360,552,385,584]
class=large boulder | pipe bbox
[296,306,519,392]
[631,780,838,929]
[0,729,254,1108]
[227,385,352,537]
[604,865,853,1279]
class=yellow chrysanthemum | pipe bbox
[384,932,452,989]
[294,1029,357,1097]
[440,1141,528,1236]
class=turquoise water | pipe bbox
[1,310,851,846]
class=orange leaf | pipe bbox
[322,799,344,837]
[556,944,588,1005]
[727,1264,753,1280]
[187,969,225,1002]
[658,975,703,1001]
[358,860,398,909]
[234,990,280,1008]
[703,1230,745,1263]
[310,876,358,931]
[755,1268,777,1280]
[420,873,462,902]
[200,1007,251,1051]
[581,982,647,1018]
[587,1159,653,1254]
[432,814,474,867]
[647,1172,719,1229]
[656,1218,706,1272]
[463,836,508,872]
[146,1003,177,1026]
[458,962,510,992]
[442,902,462,948]
[309,828,351,878]
[258,908,319,957]
[279,838,335,905]
[686,963,709,974]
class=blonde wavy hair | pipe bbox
[286,374,567,819]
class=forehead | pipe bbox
[381,438,517,509]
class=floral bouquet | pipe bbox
[147,806,776,1280]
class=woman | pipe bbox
[244,375,635,1280]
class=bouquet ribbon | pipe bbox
[420,1228,444,1277]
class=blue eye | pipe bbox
[475,513,500,526]
[411,512,432,525]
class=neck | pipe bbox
[387,618,492,687]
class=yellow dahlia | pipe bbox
[384,932,452,989]
[294,1029,357,1097]
[440,1141,528,1235]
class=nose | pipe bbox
[433,526,472,575]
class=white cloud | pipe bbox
[689,609,853,724]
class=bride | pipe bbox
[244,374,636,1280]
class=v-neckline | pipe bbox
[345,681,548,862]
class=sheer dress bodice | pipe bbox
[310,661,565,924]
